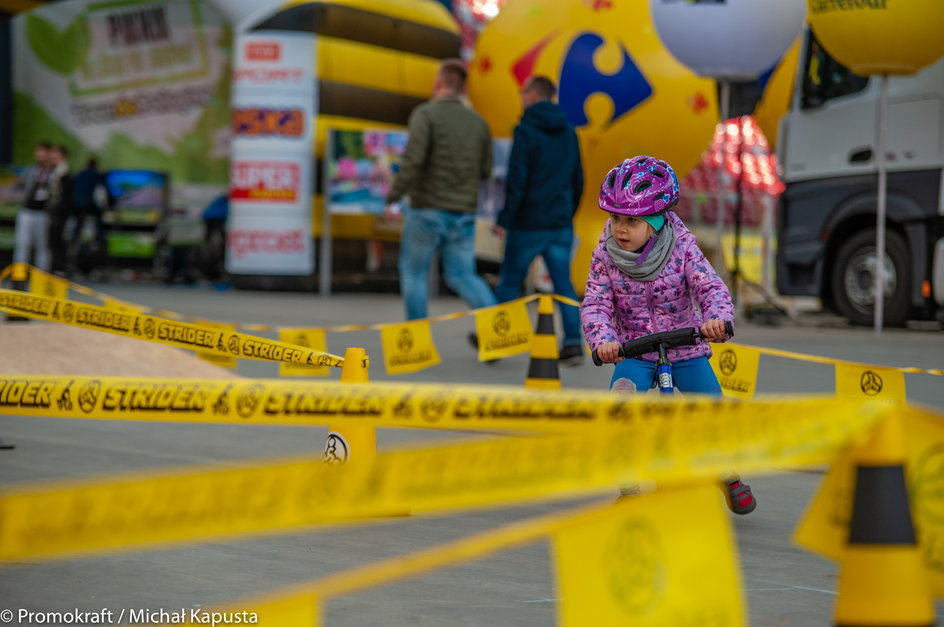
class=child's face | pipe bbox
[609,213,654,252]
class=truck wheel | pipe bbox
[830,228,911,326]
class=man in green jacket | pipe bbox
[386,59,497,321]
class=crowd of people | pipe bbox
[385,60,588,365]
[13,141,108,277]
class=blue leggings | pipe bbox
[610,356,722,396]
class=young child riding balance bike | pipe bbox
[580,155,757,514]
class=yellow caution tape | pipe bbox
[0,397,883,562]
[206,485,743,626]
[0,374,876,436]
[737,342,944,377]
[279,329,331,377]
[551,294,582,308]
[15,264,940,378]
[210,499,618,621]
[0,290,345,369]
[15,264,546,333]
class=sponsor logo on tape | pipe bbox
[607,519,665,614]
[101,383,208,413]
[78,380,102,414]
[397,329,414,353]
[719,350,737,376]
[0,379,58,409]
[492,311,511,336]
[236,384,264,419]
[324,432,350,464]
[157,322,216,349]
[860,370,883,396]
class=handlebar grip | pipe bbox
[591,350,603,366]
[724,320,734,337]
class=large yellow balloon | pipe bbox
[807,0,944,75]
[468,0,719,293]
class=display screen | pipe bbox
[105,170,168,224]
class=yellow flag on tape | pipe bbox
[795,407,944,598]
[195,322,238,369]
[553,484,745,626]
[835,363,906,405]
[29,271,68,300]
[474,300,534,361]
[279,329,330,377]
[709,344,760,399]
[380,320,440,375]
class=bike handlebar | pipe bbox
[591,320,734,366]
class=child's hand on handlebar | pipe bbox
[596,341,624,363]
[700,319,727,342]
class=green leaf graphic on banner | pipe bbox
[26,14,90,75]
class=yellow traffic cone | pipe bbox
[524,295,561,390]
[833,413,934,627]
[323,347,376,464]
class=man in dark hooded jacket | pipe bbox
[494,76,585,365]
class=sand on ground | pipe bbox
[0,321,240,378]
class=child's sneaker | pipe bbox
[559,344,584,366]
[723,478,757,515]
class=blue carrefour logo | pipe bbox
[559,33,653,127]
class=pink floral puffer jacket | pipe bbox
[580,212,734,363]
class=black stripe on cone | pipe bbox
[535,312,555,337]
[527,357,558,380]
[848,466,916,544]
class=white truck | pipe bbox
[776,28,944,326]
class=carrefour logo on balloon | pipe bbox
[512,32,653,128]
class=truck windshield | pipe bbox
[801,32,869,109]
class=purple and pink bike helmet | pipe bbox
[598,156,680,216]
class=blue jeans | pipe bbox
[399,208,497,320]
[610,356,722,396]
[495,226,582,346]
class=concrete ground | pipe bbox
[1,282,942,626]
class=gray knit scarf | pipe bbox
[605,220,676,281]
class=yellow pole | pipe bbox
[833,413,934,627]
[10,262,28,283]
[323,347,375,464]
[6,263,31,322]
[524,295,561,390]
